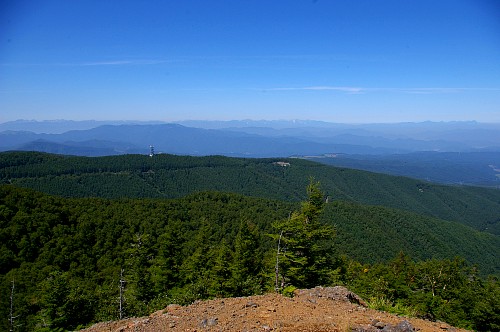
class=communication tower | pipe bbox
[149,145,154,157]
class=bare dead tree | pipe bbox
[275,211,293,292]
[119,269,125,320]
[274,230,284,292]
[9,279,19,332]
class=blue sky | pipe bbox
[1,0,499,123]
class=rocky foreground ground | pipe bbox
[81,286,466,332]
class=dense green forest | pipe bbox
[0,185,293,331]
[1,184,499,331]
[2,152,500,235]
[325,202,499,274]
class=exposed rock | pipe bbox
[80,288,465,332]
[374,320,387,329]
[207,317,218,326]
[394,320,416,332]
[199,317,218,328]
[353,319,417,332]
[295,285,368,307]
[244,301,259,308]
[352,325,380,332]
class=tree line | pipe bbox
[0,182,499,331]
[2,151,500,236]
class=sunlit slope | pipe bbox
[0,185,498,278]
[325,201,499,275]
[1,151,499,234]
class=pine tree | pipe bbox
[230,220,262,296]
[124,233,154,315]
[272,179,336,289]
[211,240,233,297]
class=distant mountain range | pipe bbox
[0,123,389,156]
[1,119,499,187]
[1,119,499,154]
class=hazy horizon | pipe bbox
[1,1,499,123]
[2,118,500,126]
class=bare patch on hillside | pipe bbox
[81,286,466,332]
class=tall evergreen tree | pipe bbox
[124,233,154,315]
[272,179,336,289]
[230,220,263,296]
[211,240,233,297]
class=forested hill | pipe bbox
[1,151,500,235]
[0,185,499,331]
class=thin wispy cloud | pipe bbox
[270,86,364,93]
[1,59,169,67]
[80,59,168,66]
[267,86,500,94]
[81,60,134,66]
[398,87,500,94]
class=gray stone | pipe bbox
[207,317,218,326]
[200,317,218,328]
[395,320,414,332]
[381,320,415,332]
[245,301,259,308]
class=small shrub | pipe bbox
[282,285,297,297]
[368,296,417,317]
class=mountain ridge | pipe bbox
[2,151,499,236]
[1,157,499,331]
[2,121,500,156]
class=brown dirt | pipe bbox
[80,286,467,332]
